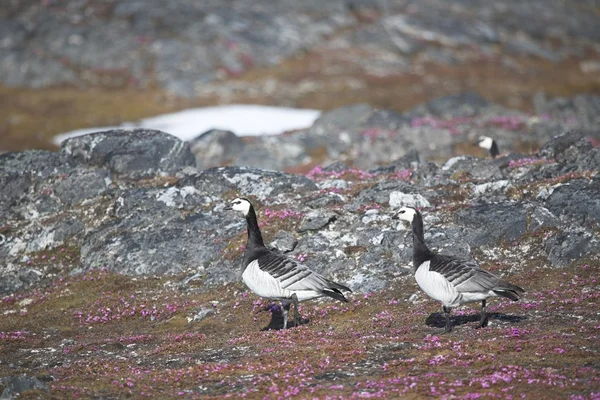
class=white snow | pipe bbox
[52,104,321,145]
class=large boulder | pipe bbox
[61,129,196,177]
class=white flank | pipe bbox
[414,261,458,306]
[52,105,321,145]
[242,260,286,300]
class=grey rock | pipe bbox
[472,180,511,197]
[53,169,113,205]
[322,161,352,173]
[412,92,491,118]
[189,307,215,323]
[0,375,48,399]
[81,209,231,275]
[545,178,600,226]
[389,191,431,209]
[414,162,439,182]
[190,129,245,170]
[0,270,43,296]
[298,211,337,233]
[538,130,587,159]
[0,151,75,209]
[269,230,298,253]
[371,149,419,174]
[352,181,416,208]
[545,231,599,267]
[61,129,196,177]
[179,166,317,200]
[456,202,529,246]
[440,156,504,181]
[528,206,560,233]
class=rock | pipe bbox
[0,375,48,399]
[178,166,318,200]
[472,180,511,197]
[389,191,431,209]
[0,151,75,209]
[545,231,599,267]
[25,217,85,253]
[53,169,113,205]
[440,156,504,181]
[188,307,215,324]
[322,161,352,173]
[298,211,337,233]
[545,178,600,225]
[61,129,196,177]
[79,187,232,275]
[455,203,529,246]
[269,231,298,253]
[371,149,419,174]
[413,92,491,118]
[538,130,587,159]
[189,129,245,169]
[1,114,600,296]
[528,207,560,233]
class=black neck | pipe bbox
[411,210,435,268]
[490,141,499,158]
[245,205,265,249]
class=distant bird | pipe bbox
[225,198,351,329]
[394,206,524,333]
[476,136,500,158]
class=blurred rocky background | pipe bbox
[1,0,599,157]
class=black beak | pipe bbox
[224,205,232,211]
[391,212,400,220]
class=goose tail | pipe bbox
[493,280,525,301]
[322,279,352,303]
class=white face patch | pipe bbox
[395,207,417,222]
[478,136,494,150]
[230,197,251,215]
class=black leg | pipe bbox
[442,306,452,334]
[477,299,488,328]
[291,293,300,327]
[281,302,291,329]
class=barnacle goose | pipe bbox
[225,198,351,329]
[395,206,524,333]
[476,136,500,158]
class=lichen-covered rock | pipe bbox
[0,375,48,399]
[61,129,195,177]
[455,203,529,246]
[545,178,600,225]
[544,231,599,267]
[1,117,599,296]
[178,166,318,200]
[298,211,338,233]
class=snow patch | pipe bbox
[53,105,321,145]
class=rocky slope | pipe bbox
[1,96,599,398]
[2,0,599,98]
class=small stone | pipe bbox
[189,308,215,323]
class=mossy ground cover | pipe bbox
[1,257,598,398]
